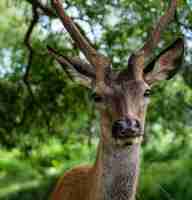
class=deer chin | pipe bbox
[114,136,143,147]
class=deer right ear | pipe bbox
[144,38,184,86]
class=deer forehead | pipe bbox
[105,80,150,117]
[113,80,149,98]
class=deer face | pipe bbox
[112,80,150,141]
[94,80,150,145]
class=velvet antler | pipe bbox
[127,0,178,80]
[51,0,111,94]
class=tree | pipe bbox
[0,0,192,199]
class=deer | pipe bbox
[48,0,184,200]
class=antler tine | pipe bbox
[142,0,177,59]
[51,0,95,61]
[129,0,177,80]
[47,46,96,79]
[51,0,111,93]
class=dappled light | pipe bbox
[0,0,192,199]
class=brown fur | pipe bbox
[51,165,92,200]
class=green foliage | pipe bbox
[0,0,192,199]
[140,159,192,200]
[0,136,96,199]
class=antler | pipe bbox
[47,46,95,79]
[127,0,177,80]
[51,0,111,94]
[142,0,177,58]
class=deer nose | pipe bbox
[112,118,141,139]
[127,118,141,131]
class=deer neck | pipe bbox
[92,111,141,200]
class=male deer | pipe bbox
[48,0,184,199]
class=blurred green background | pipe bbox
[1,0,192,199]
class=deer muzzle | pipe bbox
[112,118,142,140]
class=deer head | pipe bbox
[49,0,184,148]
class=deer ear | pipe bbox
[144,38,184,85]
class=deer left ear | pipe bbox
[144,38,184,85]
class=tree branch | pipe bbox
[24,3,38,82]
[26,0,56,17]
[24,2,51,131]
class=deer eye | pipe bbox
[91,92,103,103]
[144,89,152,98]
[94,95,103,103]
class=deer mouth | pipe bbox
[115,135,143,146]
